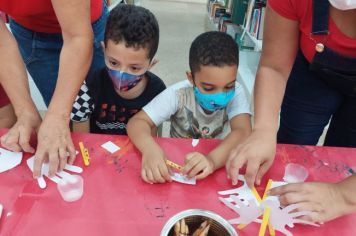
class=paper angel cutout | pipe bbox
[27,155,83,189]
[261,200,319,236]
[219,195,263,225]
[218,176,319,236]
[218,175,259,205]
[0,148,22,173]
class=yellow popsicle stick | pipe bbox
[259,207,271,236]
[165,159,182,171]
[237,180,276,235]
[79,142,90,166]
[262,179,275,236]
[237,186,262,230]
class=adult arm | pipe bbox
[0,19,41,153]
[226,5,300,187]
[33,0,94,177]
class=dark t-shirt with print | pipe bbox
[88,68,166,135]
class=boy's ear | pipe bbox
[149,58,159,69]
[186,71,194,85]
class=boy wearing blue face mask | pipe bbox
[127,31,252,184]
[71,4,166,135]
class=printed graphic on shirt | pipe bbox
[95,103,140,131]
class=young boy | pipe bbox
[71,4,166,135]
[127,31,252,184]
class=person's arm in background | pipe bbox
[270,175,356,223]
[0,19,42,153]
[226,5,299,187]
[33,0,94,178]
[182,114,251,180]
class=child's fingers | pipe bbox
[187,161,206,178]
[245,160,259,188]
[159,163,171,182]
[146,169,155,183]
[152,167,165,183]
[182,155,200,174]
[184,152,197,164]
[195,167,211,180]
[141,169,150,183]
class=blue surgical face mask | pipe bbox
[193,87,235,112]
[107,68,144,92]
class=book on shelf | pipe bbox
[231,0,249,25]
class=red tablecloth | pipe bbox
[0,131,356,236]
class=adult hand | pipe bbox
[226,129,276,188]
[270,182,348,223]
[182,152,214,180]
[141,147,171,184]
[33,113,76,178]
[1,109,41,153]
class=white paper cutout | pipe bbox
[218,177,319,236]
[171,173,196,185]
[0,148,23,173]
[219,195,263,225]
[26,155,83,189]
[192,139,199,147]
[101,141,121,154]
[261,200,319,236]
[218,175,259,205]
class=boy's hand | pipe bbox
[226,130,276,188]
[182,152,214,180]
[141,148,171,184]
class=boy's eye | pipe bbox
[225,85,235,91]
[202,87,214,92]
[110,61,118,66]
[131,67,141,72]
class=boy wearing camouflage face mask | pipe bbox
[71,4,165,135]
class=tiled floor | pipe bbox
[140,0,207,86]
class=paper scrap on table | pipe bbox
[0,203,3,219]
[0,148,23,173]
[171,173,196,185]
[192,139,199,147]
[101,141,121,154]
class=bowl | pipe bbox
[160,209,238,236]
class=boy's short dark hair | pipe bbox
[104,4,159,60]
[189,31,239,75]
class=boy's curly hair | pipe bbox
[189,31,239,75]
[104,4,159,60]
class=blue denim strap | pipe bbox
[312,0,330,35]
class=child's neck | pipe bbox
[115,75,148,100]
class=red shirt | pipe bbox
[269,0,356,62]
[0,0,103,33]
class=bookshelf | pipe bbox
[206,0,266,102]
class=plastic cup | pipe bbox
[283,163,309,183]
[57,175,84,202]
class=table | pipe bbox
[1,131,356,236]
